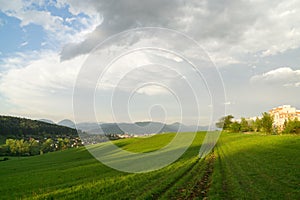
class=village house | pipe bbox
[269,105,300,131]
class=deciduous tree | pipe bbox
[261,112,274,134]
[283,118,300,134]
[216,115,234,130]
[240,118,249,132]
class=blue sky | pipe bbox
[0,1,98,56]
[0,0,299,126]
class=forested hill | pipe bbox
[0,115,78,139]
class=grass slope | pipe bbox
[113,133,175,153]
[0,132,206,199]
[0,132,299,199]
[209,132,300,199]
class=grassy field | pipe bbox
[0,132,299,199]
[210,132,300,199]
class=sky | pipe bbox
[0,0,299,126]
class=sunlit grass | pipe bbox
[0,132,299,199]
[209,132,300,199]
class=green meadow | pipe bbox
[0,132,299,199]
[210,133,300,199]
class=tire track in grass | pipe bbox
[148,158,200,199]
[186,152,215,199]
[160,158,206,199]
[141,134,207,199]
[160,152,215,200]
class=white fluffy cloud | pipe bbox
[250,67,300,87]
[55,0,99,16]
[1,0,300,123]
[0,51,85,120]
[0,0,102,46]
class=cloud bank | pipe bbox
[0,0,300,123]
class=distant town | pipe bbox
[218,105,300,134]
[0,105,299,157]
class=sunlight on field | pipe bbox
[0,132,299,199]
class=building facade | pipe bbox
[269,105,300,130]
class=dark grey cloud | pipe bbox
[60,0,184,60]
[59,0,256,61]
[59,0,300,65]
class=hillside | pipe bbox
[58,119,76,129]
[0,132,298,199]
[0,115,78,141]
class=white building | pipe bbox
[269,105,300,130]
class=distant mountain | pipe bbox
[119,121,170,134]
[0,115,77,139]
[68,121,171,134]
[0,115,209,143]
[76,122,101,133]
[77,121,208,135]
[58,119,76,129]
[168,122,192,132]
[166,122,208,132]
[42,118,208,135]
[38,119,55,124]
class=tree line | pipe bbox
[0,115,83,157]
[216,112,300,134]
[0,137,82,157]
